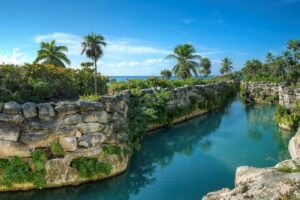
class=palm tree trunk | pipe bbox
[94,60,98,96]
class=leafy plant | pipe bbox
[103,146,122,155]
[50,142,64,156]
[31,149,47,188]
[70,157,112,178]
[79,94,100,101]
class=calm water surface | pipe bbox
[1,99,294,200]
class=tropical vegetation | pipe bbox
[199,57,211,77]
[81,33,107,95]
[34,40,71,68]
[220,57,234,74]
[167,44,201,79]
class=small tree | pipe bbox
[160,69,172,79]
[81,33,106,95]
[199,57,211,77]
[220,57,233,75]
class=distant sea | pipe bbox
[108,75,213,82]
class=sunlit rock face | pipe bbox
[203,158,300,200]
[0,93,130,191]
[242,81,300,111]
[289,128,300,159]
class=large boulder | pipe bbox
[38,103,55,120]
[76,100,103,112]
[77,123,105,134]
[84,111,110,123]
[0,113,24,123]
[3,101,21,114]
[0,122,20,141]
[22,102,37,119]
[202,160,300,200]
[55,102,79,115]
[0,141,30,157]
[59,136,77,151]
[64,114,83,125]
[78,132,106,147]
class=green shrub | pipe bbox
[0,159,9,170]
[0,64,108,102]
[103,146,122,155]
[275,106,299,130]
[50,142,64,156]
[109,77,206,94]
[70,157,112,177]
[296,100,300,112]
[1,157,32,187]
[79,94,100,101]
[31,149,47,188]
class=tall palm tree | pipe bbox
[199,57,211,77]
[265,52,274,64]
[288,40,300,61]
[34,40,70,67]
[220,57,233,74]
[166,44,201,79]
[160,69,172,79]
[81,33,106,95]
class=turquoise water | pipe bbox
[1,99,293,200]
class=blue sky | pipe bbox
[0,0,300,76]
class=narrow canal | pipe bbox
[2,99,293,200]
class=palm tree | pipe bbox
[166,44,201,79]
[265,52,274,64]
[81,33,106,95]
[220,57,233,74]
[160,69,172,79]
[199,57,211,77]
[34,40,70,67]
[287,40,300,61]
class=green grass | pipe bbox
[278,166,300,173]
[70,157,112,178]
[50,142,64,156]
[103,146,122,155]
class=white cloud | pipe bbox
[0,48,27,65]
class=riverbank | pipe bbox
[203,81,300,200]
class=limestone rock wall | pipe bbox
[241,81,300,110]
[0,94,130,190]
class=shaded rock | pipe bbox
[55,102,79,115]
[77,123,105,134]
[3,101,21,114]
[22,102,37,119]
[0,122,20,141]
[38,103,55,120]
[0,113,24,123]
[98,111,110,123]
[76,100,103,111]
[45,158,79,185]
[0,102,4,112]
[0,141,30,157]
[59,136,77,151]
[83,111,102,122]
[78,132,106,147]
[64,114,83,125]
